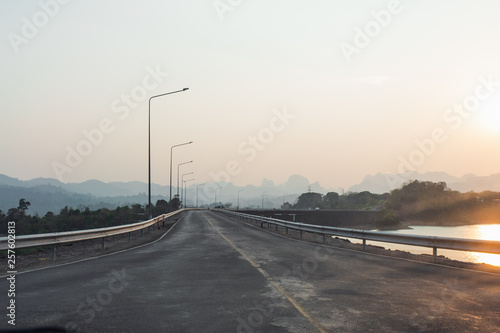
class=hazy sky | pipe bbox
[2,0,500,192]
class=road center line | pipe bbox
[201,212,327,333]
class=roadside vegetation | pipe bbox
[286,191,387,210]
[385,180,500,224]
[0,197,180,235]
[284,180,500,227]
[3,180,500,236]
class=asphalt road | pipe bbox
[1,210,499,332]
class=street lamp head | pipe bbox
[183,88,189,91]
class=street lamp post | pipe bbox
[177,161,193,198]
[237,190,244,210]
[262,191,267,210]
[183,179,195,208]
[181,172,194,207]
[196,183,205,208]
[170,142,192,202]
[148,88,189,219]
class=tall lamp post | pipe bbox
[183,179,195,208]
[148,88,189,219]
[177,161,193,198]
[196,183,205,208]
[181,172,194,207]
[262,191,267,210]
[170,142,192,202]
[237,190,244,210]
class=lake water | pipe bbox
[346,224,500,266]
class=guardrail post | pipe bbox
[51,244,56,261]
[300,230,303,239]
[163,216,165,227]
[433,247,437,263]
[323,234,326,243]
[275,224,278,231]
[285,227,288,235]
[362,239,366,251]
[102,237,105,249]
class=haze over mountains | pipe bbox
[350,171,500,194]
[1,171,500,216]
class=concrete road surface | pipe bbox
[1,210,499,332]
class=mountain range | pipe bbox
[1,171,500,216]
[0,174,320,215]
[349,171,500,194]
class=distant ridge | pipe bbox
[3,171,499,216]
[0,174,323,215]
[348,171,500,194]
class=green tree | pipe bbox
[375,209,400,229]
[343,191,384,210]
[169,195,181,211]
[18,198,31,212]
[294,192,323,209]
[324,192,340,209]
[153,199,169,217]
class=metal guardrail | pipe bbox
[219,210,500,262]
[0,209,187,253]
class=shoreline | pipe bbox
[366,220,500,232]
[258,220,500,275]
[400,219,500,227]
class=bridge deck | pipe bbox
[1,210,499,332]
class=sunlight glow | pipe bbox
[478,102,500,133]
[475,224,500,241]
[467,225,500,266]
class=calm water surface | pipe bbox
[350,224,500,266]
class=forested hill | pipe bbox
[288,180,500,225]
[0,183,168,217]
[385,181,500,225]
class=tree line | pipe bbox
[0,197,181,236]
[284,191,388,210]
[283,180,500,225]
[385,180,500,223]
[3,180,500,235]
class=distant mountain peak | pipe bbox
[261,178,275,188]
[348,171,500,193]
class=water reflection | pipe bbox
[475,224,500,241]
[467,225,500,266]
[369,224,500,267]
